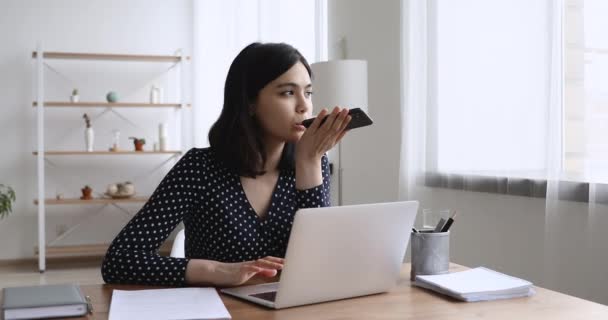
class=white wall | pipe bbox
[329,0,608,306]
[327,0,402,205]
[0,0,192,260]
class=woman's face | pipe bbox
[253,62,313,143]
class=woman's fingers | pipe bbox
[242,264,263,274]
[332,109,350,134]
[338,115,352,133]
[262,256,285,264]
[257,268,279,277]
[308,108,329,133]
[318,108,349,150]
[299,106,351,157]
[318,107,341,134]
[242,264,277,278]
[255,258,283,270]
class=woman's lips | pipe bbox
[294,123,306,131]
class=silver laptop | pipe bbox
[220,200,419,309]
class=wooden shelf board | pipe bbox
[32,102,189,108]
[35,241,173,258]
[34,197,149,205]
[32,51,189,62]
[32,150,182,156]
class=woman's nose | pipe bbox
[296,95,311,114]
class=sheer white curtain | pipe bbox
[191,0,326,148]
[400,0,554,201]
[401,0,608,300]
[544,0,608,299]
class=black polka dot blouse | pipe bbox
[101,147,330,286]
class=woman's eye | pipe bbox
[305,91,313,97]
[281,91,294,96]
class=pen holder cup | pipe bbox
[410,230,450,281]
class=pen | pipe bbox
[440,211,457,232]
[433,218,447,233]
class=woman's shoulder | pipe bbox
[185,147,212,158]
[181,147,227,173]
[181,147,214,165]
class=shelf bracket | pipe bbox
[107,108,142,130]
[47,205,107,246]
[109,202,137,219]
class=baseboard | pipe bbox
[0,241,174,269]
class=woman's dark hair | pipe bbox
[208,42,312,177]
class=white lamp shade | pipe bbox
[310,60,368,115]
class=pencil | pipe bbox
[440,211,457,232]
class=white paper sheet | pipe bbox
[414,267,534,302]
[108,287,231,320]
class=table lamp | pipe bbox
[310,59,368,205]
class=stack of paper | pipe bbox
[109,287,231,320]
[414,267,535,302]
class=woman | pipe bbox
[101,42,351,287]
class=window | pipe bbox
[428,0,608,183]
[429,0,550,178]
[564,0,608,183]
[192,0,326,148]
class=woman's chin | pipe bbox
[286,132,304,143]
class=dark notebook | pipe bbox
[2,284,89,320]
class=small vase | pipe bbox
[70,95,79,103]
[85,127,94,152]
[158,123,168,151]
[150,86,160,104]
[159,136,167,151]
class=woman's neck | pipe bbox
[263,138,285,174]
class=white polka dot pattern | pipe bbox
[101,148,330,286]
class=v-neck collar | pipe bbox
[237,171,283,224]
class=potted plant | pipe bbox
[70,88,79,103]
[80,185,93,200]
[0,184,16,220]
[129,137,146,151]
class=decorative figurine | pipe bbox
[106,91,118,103]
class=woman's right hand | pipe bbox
[186,256,284,287]
[214,256,284,287]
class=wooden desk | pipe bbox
[3,264,608,319]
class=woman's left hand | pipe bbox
[296,106,351,162]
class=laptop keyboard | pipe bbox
[250,291,277,302]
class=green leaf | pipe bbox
[0,185,16,219]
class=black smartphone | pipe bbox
[301,108,373,130]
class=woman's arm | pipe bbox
[102,149,285,287]
[294,155,331,208]
[101,149,200,286]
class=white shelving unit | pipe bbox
[32,44,190,272]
